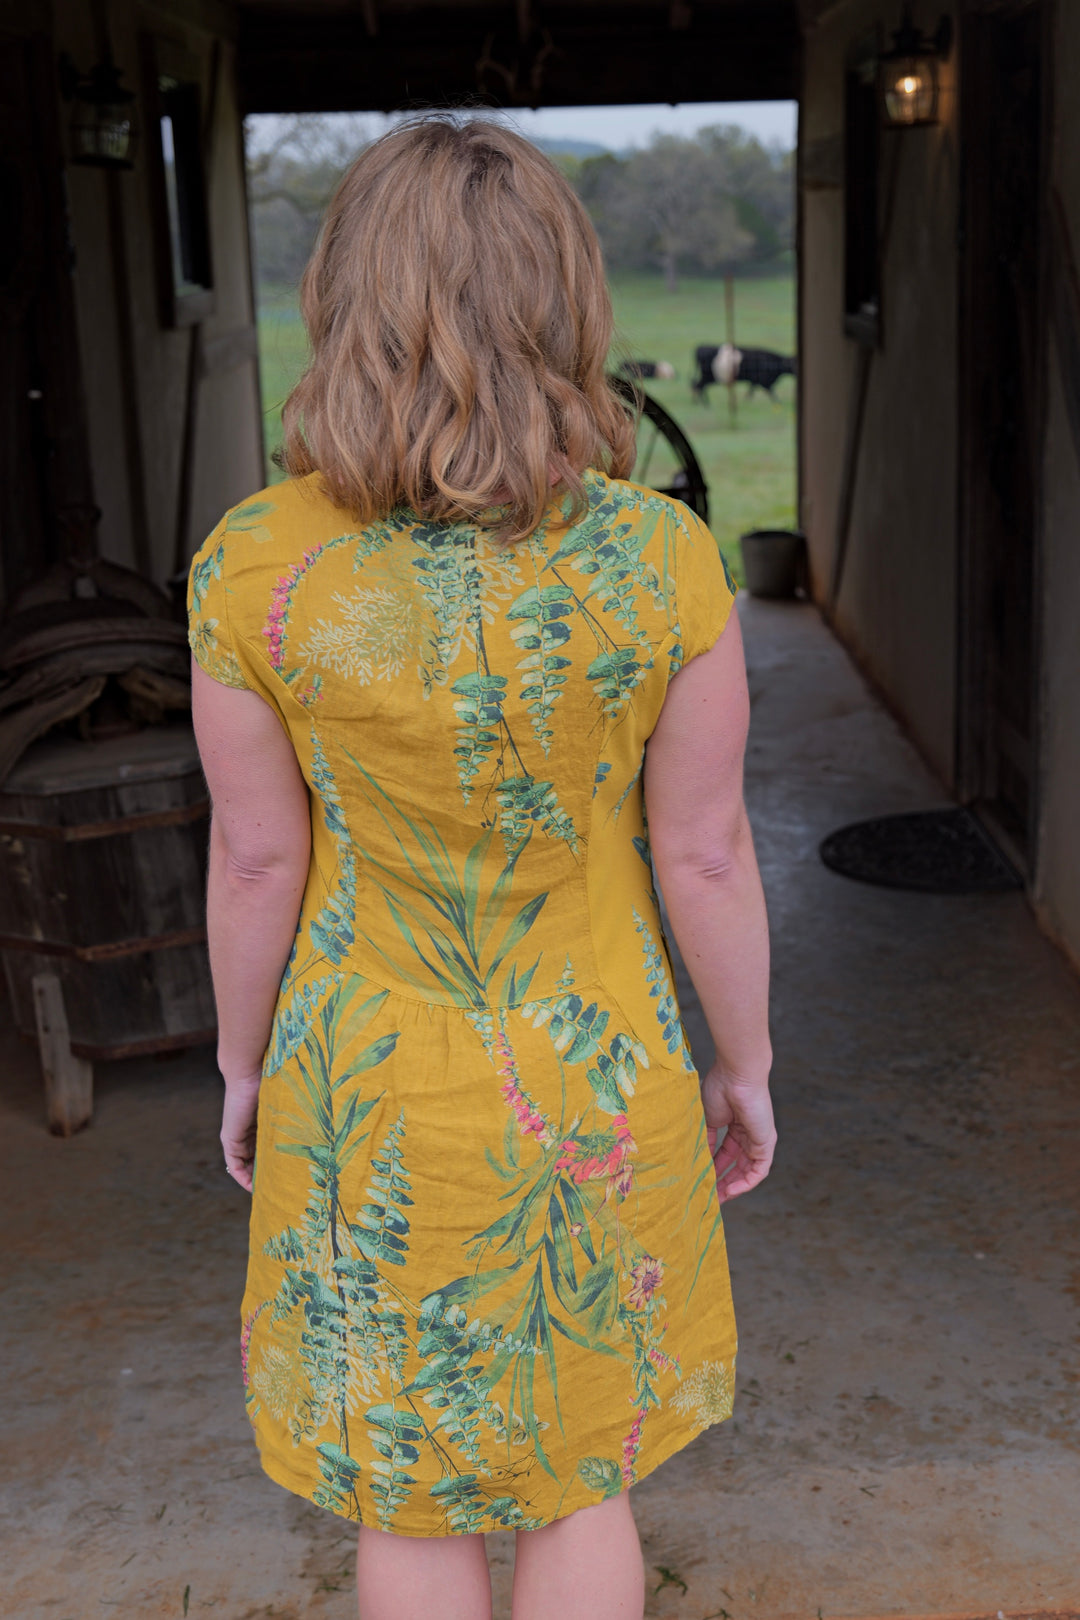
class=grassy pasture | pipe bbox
[255,270,797,581]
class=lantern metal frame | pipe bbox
[59,52,137,170]
[879,6,953,128]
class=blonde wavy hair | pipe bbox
[281,116,636,543]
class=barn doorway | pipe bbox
[956,0,1048,870]
[244,103,799,581]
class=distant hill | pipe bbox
[531,136,612,158]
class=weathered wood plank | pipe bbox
[32,971,93,1136]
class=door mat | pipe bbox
[819,808,1023,893]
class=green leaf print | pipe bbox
[353,1111,412,1268]
[342,753,549,1008]
[335,1250,408,1380]
[576,1256,617,1314]
[451,672,507,802]
[429,1473,488,1535]
[485,1497,545,1531]
[259,975,404,1459]
[411,530,471,689]
[334,1257,409,1390]
[308,733,357,966]
[584,1061,628,1115]
[224,498,276,545]
[263,1226,305,1261]
[610,759,643,825]
[545,1191,578,1298]
[408,1317,505,1471]
[313,1441,363,1513]
[295,1271,352,1433]
[496,776,579,856]
[519,993,647,1114]
[549,506,662,648]
[618,1302,663,1412]
[365,1404,422,1529]
[189,536,225,612]
[633,909,688,1060]
[557,1179,597,1265]
[264,972,342,1076]
[577,1455,622,1499]
[418,1267,522,1325]
[506,583,575,755]
[586,647,651,716]
[328,986,389,1059]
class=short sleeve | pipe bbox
[672,507,738,668]
[187,524,251,690]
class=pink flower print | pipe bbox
[621,1406,646,1486]
[627,1256,664,1309]
[261,543,324,672]
[296,674,324,707]
[239,1304,266,1388]
[495,1028,553,1145]
[555,1113,637,1200]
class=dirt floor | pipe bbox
[2,597,1079,1620]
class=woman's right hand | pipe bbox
[220,1072,262,1192]
[700,1064,776,1204]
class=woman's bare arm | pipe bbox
[191,661,312,1188]
[644,610,775,1201]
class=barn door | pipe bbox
[956,0,1048,870]
[0,29,95,609]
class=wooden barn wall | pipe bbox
[799,0,961,788]
[56,0,263,587]
[1032,0,1080,966]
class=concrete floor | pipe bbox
[2,597,1079,1620]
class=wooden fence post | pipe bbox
[725,274,738,430]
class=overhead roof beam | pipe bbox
[236,2,799,114]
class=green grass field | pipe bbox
[255,270,796,581]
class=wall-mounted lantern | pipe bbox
[879,6,953,127]
[59,53,137,169]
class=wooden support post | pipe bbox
[32,972,93,1136]
[724,274,737,429]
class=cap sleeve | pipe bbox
[187,524,251,690]
[672,507,739,669]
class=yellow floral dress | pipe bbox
[188,469,739,1536]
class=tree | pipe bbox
[241,115,794,298]
[575,127,793,288]
[246,114,375,287]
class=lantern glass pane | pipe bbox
[883,55,938,125]
[70,96,134,166]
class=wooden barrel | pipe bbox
[0,726,214,1130]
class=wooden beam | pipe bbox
[236,2,800,112]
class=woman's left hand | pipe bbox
[221,1073,262,1192]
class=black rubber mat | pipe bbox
[819,808,1023,893]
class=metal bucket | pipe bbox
[739,529,808,599]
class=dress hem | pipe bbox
[251,1407,731,1539]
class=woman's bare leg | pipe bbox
[511,1493,644,1620]
[355,1523,492,1620]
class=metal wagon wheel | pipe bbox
[609,374,710,525]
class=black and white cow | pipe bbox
[617,359,676,381]
[691,344,796,400]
